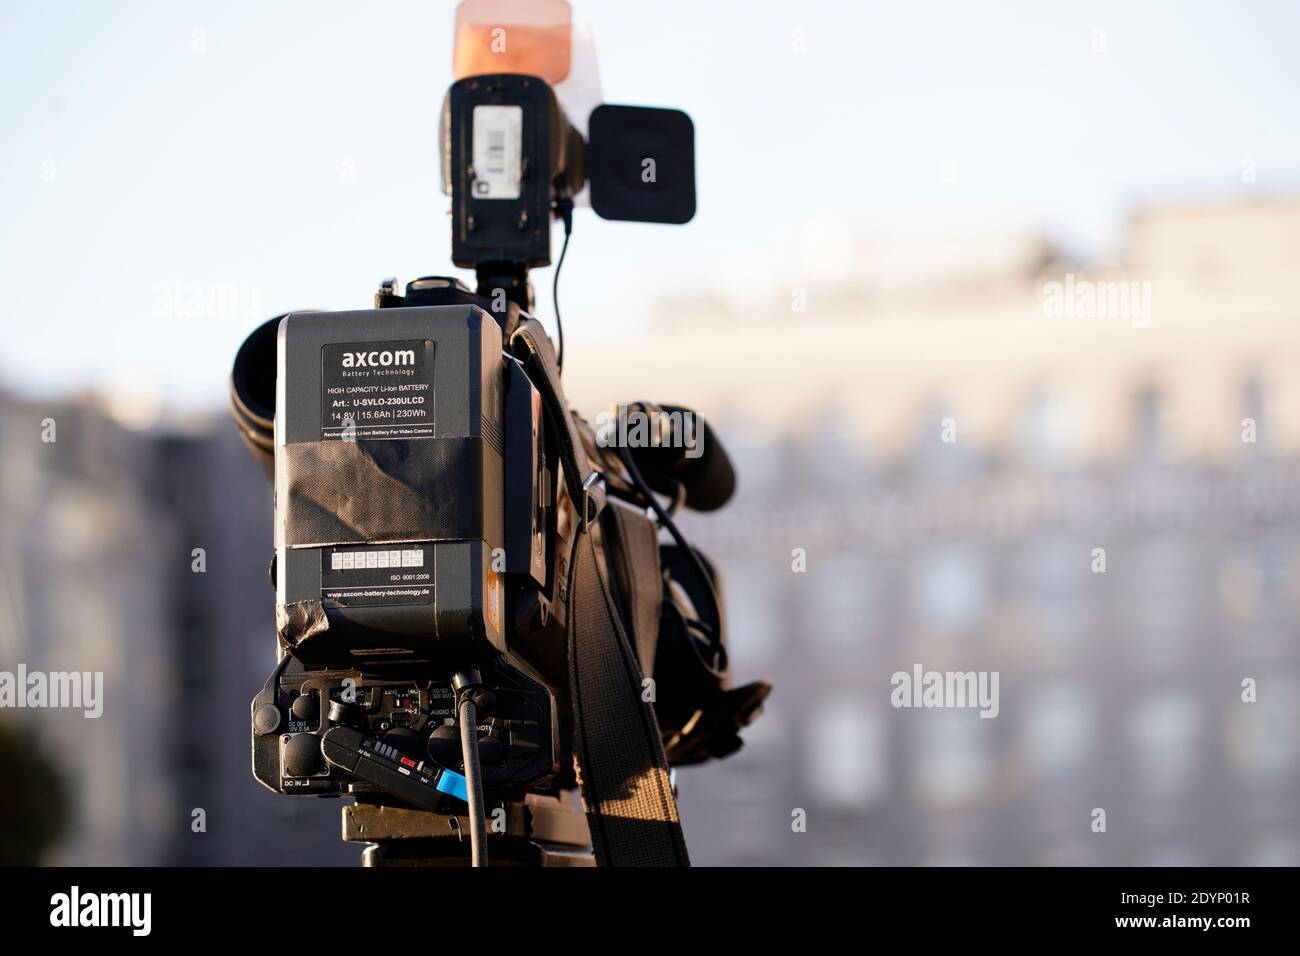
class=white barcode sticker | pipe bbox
[471,104,523,200]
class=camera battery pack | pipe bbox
[274,305,506,664]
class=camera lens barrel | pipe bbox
[229,314,283,477]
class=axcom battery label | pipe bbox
[321,339,435,440]
[321,544,433,608]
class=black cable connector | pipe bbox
[452,670,488,867]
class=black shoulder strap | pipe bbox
[600,503,663,678]
[510,319,690,867]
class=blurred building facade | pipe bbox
[567,196,1300,865]
[2,196,1298,865]
[0,397,178,864]
[0,399,352,865]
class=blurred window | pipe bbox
[809,553,879,650]
[1023,681,1092,776]
[1015,535,1086,647]
[1019,386,1071,466]
[910,545,989,637]
[1126,537,1199,656]
[725,564,782,664]
[807,697,887,810]
[1132,385,1166,459]
[914,710,991,806]
[1227,675,1299,782]
[1127,693,1201,792]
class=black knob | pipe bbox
[283,733,324,777]
[426,724,463,767]
[253,704,282,736]
[477,735,506,765]
[291,692,319,725]
[328,699,367,728]
[383,728,422,758]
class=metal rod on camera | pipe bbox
[452,670,489,867]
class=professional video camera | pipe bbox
[229,0,769,867]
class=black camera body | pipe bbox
[251,292,578,805]
[234,70,768,865]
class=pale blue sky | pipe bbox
[2,0,1299,409]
